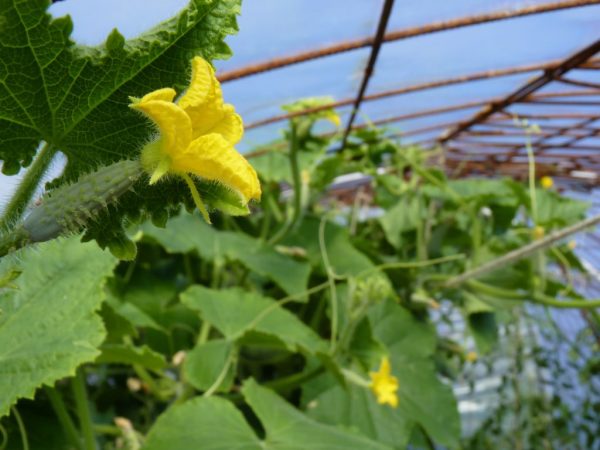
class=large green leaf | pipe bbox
[368,299,436,358]
[143,213,311,295]
[1,0,243,248]
[0,237,117,417]
[368,300,460,448]
[307,382,414,449]
[95,344,167,370]
[285,218,375,277]
[143,395,262,450]
[1,0,239,173]
[243,379,390,449]
[379,196,422,249]
[181,286,327,354]
[184,339,235,392]
[143,380,390,450]
[536,189,588,228]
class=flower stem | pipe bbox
[44,386,83,450]
[1,143,56,228]
[72,368,97,450]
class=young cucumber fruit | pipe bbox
[22,160,143,243]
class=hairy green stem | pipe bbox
[525,134,538,224]
[263,366,325,391]
[44,386,82,450]
[268,124,301,245]
[445,212,600,288]
[72,369,97,450]
[198,321,211,345]
[1,143,56,228]
[357,254,465,278]
[468,279,600,308]
[532,293,600,309]
[319,217,339,353]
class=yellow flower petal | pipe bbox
[369,357,399,408]
[172,133,261,203]
[178,56,219,110]
[131,100,192,160]
[139,87,177,103]
[187,103,243,144]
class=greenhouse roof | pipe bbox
[42,0,600,189]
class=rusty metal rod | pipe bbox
[218,0,600,82]
[440,39,600,143]
[340,0,395,150]
[558,77,600,90]
[243,60,600,130]
[451,140,600,151]
[524,99,600,106]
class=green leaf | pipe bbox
[95,344,167,370]
[143,213,311,295]
[242,379,391,449]
[468,312,498,355]
[307,382,414,449]
[181,286,327,354]
[379,196,422,249]
[252,150,322,184]
[143,396,262,450]
[99,302,138,342]
[368,300,436,358]
[536,189,588,228]
[0,237,117,417]
[285,218,375,277]
[184,339,235,392]
[106,293,167,332]
[1,0,239,173]
[143,380,389,450]
[368,300,460,448]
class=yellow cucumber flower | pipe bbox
[465,351,478,363]
[369,356,399,408]
[130,56,261,223]
[540,176,553,190]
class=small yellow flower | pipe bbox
[465,351,478,363]
[540,176,553,189]
[130,57,261,223]
[369,357,399,408]
[533,226,545,240]
[567,240,577,250]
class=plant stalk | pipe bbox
[72,368,97,450]
[44,386,83,450]
[1,143,56,228]
[268,124,301,245]
[445,212,600,288]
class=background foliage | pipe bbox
[0,1,598,449]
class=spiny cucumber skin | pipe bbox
[22,160,143,243]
